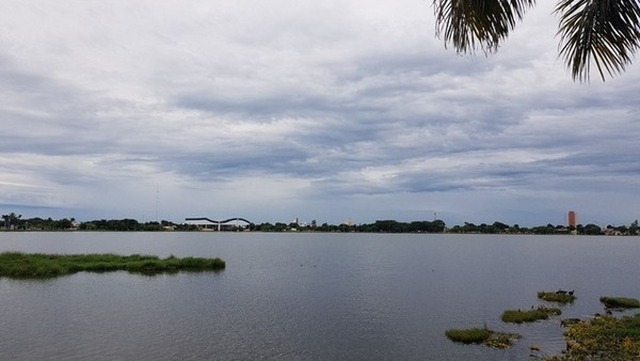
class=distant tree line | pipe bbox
[447,221,639,236]
[0,215,197,232]
[2,212,639,236]
[252,219,447,233]
[2,213,76,231]
[78,219,198,232]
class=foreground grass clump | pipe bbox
[0,252,225,278]
[445,327,520,348]
[543,313,640,361]
[600,297,640,309]
[501,306,562,324]
[538,291,576,304]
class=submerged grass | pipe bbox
[538,291,576,304]
[600,297,640,309]
[501,306,562,324]
[485,331,521,349]
[445,327,520,349]
[0,252,225,279]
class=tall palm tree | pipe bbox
[2,212,22,230]
[433,0,640,82]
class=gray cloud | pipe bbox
[0,0,639,226]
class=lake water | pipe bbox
[1,232,639,360]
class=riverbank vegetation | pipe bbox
[445,327,520,349]
[538,291,576,304]
[501,306,562,324]
[4,212,639,235]
[544,313,640,361]
[0,252,225,278]
[600,297,640,309]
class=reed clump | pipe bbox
[445,327,520,349]
[538,291,576,304]
[446,327,492,344]
[501,306,561,324]
[0,252,225,279]
[600,297,640,309]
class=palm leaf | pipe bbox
[433,0,536,54]
[556,0,640,82]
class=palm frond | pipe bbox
[556,0,640,82]
[433,0,536,54]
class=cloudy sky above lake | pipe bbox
[1,1,639,227]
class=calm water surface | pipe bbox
[1,232,639,360]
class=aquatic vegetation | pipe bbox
[445,327,520,348]
[560,318,582,327]
[484,331,521,349]
[447,290,640,359]
[543,313,640,360]
[501,306,562,324]
[446,327,491,344]
[600,297,640,309]
[0,252,225,279]
[538,291,576,304]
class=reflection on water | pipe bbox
[0,232,639,360]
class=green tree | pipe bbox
[582,223,602,235]
[462,222,479,233]
[2,212,22,230]
[273,222,288,232]
[630,219,639,235]
[433,0,640,81]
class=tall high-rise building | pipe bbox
[568,211,577,228]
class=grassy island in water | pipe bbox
[501,306,562,324]
[0,252,225,279]
[600,296,640,309]
[444,288,640,359]
[538,291,576,304]
[445,327,521,349]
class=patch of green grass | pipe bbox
[538,291,576,304]
[600,297,640,309]
[446,327,492,344]
[501,306,562,324]
[445,327,520,348]
[0,252,225,279]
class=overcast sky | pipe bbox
[1,1,639,227]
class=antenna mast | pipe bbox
[155,184,159,221]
